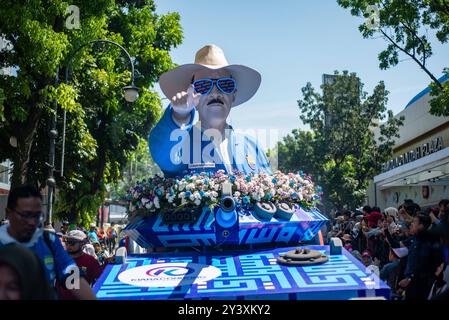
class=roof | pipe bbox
[404,73,449,109]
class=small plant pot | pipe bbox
[274,202,295,221]
[253,202,276,221]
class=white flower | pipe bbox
[141,198,149,205]
[181,198,187,205]
[189,195,195,201]
[194,191,201,199]
[168,196,174,203]
[145,202,153,209]
[210,197,216,202]
[186,183,195,191]
[205,192,210,198]
[194,199,201,206]
[234,191,241,198]
[211,191,218,198]
[178,192,185,199]
[154,197,160,209]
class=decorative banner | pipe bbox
[118,262,222,288]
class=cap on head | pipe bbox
[65,230,87,242]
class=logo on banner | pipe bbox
[118,263,221,288]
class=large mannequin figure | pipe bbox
[149,44,271,177]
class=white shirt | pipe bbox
[0,223,43,247]
[195,122,233,174]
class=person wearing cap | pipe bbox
[361,250,380,276]
[380,247,408,294]
[149,44,272,177]
[87,223,99,243]
[57,230,103,300]
[60,221,70,235]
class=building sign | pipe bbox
[382,137,444,172]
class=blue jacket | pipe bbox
[149,105,272,177]
[0,225,76,287]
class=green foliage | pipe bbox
[0,0,182,224]
[278,71,403,211]
[108,138,162,203]
[337,0,449,116]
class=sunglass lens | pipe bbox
[217,78,236,94]
[193,79,212,94]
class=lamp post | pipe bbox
[46,39,140,224]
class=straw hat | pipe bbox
[159,44,261,107]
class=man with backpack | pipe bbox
[0,185,96,299]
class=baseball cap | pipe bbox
[62,220,69,225]
[65,230,87,242]
[362,250,373,258]
[89,223,96,228]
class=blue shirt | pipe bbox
[0,225,76,286]
[88,231,99,242]
[149,105,272,177]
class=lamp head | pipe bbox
[123,85,140,102]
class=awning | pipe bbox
[374,147,449,189]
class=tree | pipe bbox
[278,71,403,211]
[108,138,162,203]
[0,1,182,224]
[337,0,449,116]
[276,129,317,175]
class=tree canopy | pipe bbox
[278,71,403,211]
[0,0,182,224]
[337,0,449,116]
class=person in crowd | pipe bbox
[399,214,439,300]
[362,205,372,217]
[429,220,449,300]
[380,247,408,295]
[342,234,353,252]
[107,223,118,253]
[361,250,380,276]
[0,243,55,300]
[60,221,70,235]
[385,207,399,234]
[0,185,96,300]
[87,223,99,243]
[97,227,107,246]
[57,230,103,300]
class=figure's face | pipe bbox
[193,69,236,126]
[6,197,42,242]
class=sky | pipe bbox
[153,0,449,148]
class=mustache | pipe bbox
[207,98,224,105]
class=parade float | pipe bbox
[93,169,391,300]
[92,44,390,300]
[121,170,327,249]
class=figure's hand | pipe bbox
[171,85,201,120]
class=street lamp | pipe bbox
[46,39,140,224]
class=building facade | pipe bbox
[368,74,449,210]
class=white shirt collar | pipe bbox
[0,223,44,247]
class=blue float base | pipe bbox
[93,246,390,300]
[123,206,327,248]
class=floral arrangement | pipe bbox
[126,170,322,217]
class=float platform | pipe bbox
[93,246,390,300]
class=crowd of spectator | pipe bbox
[325,199,449,300]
